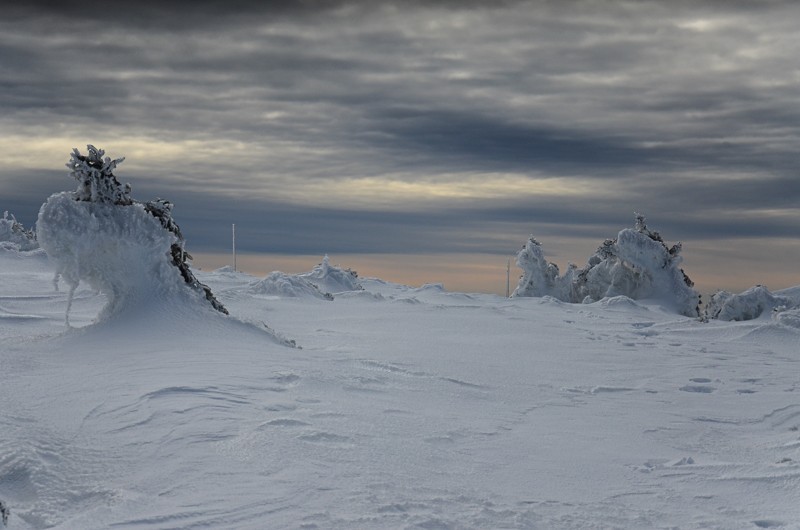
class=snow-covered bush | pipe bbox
[513,214,701,317]
[0,211,38,251]
[299,255,363,294]
[704,285,793,321]
[37,145,227,323]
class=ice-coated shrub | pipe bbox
[0,211,38,251]
[704,285,793,321]
[513,214,701,317]
[37,145,227,324]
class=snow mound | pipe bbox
[773,308,800,329]
[596,295,650,312]
[0,211,38,251]
[704,285,793,321]
[414,283,446,293]
[775,285,800,305]
[513,214,700,317]
[298,255,362,294]
[249,271,334,300]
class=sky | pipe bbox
[2,0,799,295]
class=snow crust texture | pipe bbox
[513,214,700,317]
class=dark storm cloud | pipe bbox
[1,0,799,268]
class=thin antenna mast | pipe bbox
[506,258,511,298]
[232,223,236,272]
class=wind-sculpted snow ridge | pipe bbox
[298,255,363,294]
[250,271,334,300]
[36,145,230,326]
[513,213,701,317]
[0,211,38,252]
[704,285,794,322]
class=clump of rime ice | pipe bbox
[513,214,701,317]
[299,255,363,294]
[37,145,227,324]
[0,211,39,251]
[704,285,793,321]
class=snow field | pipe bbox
[0,253,799,528]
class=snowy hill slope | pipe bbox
[1,251,800,529]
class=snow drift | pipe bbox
[513,214,700,317]
[704,285,794,322]
[249,271,334,300]
[36,145,227,324]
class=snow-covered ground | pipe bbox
[1,250,799,529]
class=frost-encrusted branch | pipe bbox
[144,198,229,315]
[67,145,131,205]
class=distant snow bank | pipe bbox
[298,255,362,294]
[250,271,334,300]
[245,256,362,300]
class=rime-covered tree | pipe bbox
[511,237,576,300]
[38,145,227,324]
[576,213,699,316]
[0,211,38,251]
[513,214,701,317]
[66,145,132,205]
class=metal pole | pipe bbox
[506,258,511,298]
[232,223,236,272]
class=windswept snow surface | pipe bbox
[2,251,800,529]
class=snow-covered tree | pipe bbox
[0,211,38,251]
[576,214,700,316]
[38,145,227,323]
[66,145,131,205]
[511,237,576,300]
[513,214,701,317]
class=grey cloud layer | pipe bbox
[2,0,799,257]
